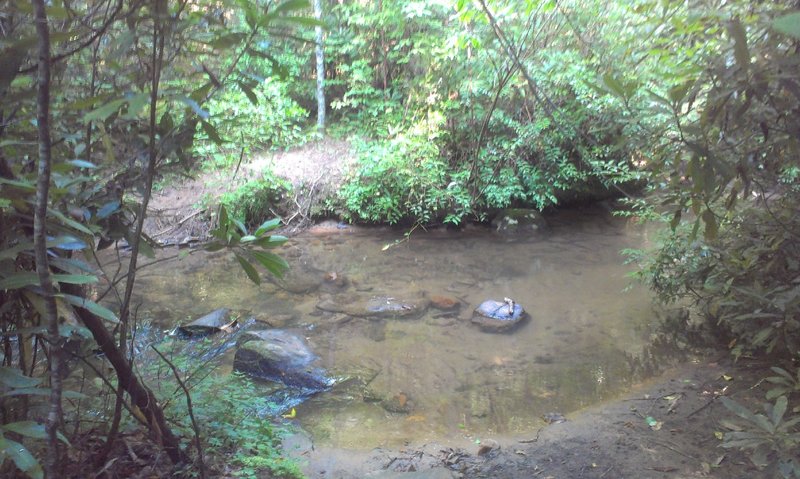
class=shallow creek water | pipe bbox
[125,207,661,450]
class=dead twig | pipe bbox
[151,345,207,479]
[647,439,699,463]
[152,208,206,238]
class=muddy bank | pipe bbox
[285,357,770,478]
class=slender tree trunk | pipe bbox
[31,0,63,475]
[101,0,170,461]
[314,0,325,131]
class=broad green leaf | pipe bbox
[721,396,758,423]
[232,219,248,236]
[84,98,126,123]
[769,367,795,382]
[772,12,800,40]
[122,92,149,119]
[3,421,46,440]
[601,74,626,99]
[668,81,692,104]
[50,235,88,251]
[255,235,288,248]
[60,294,119,323]
[0,177,36,191]
[275,16,326,28]
[1,421,70,446]
[237,81,259,106]
[53,274,98,285]
[771,396,787,427]
[235,254,261,285]
[251,250,289,278]
[274,0,310,14]
[255,218,281,236]
[96,200,120,219]
[139,238,156,259]
[0,367,41,388]
[65,159,97,169]
[0,272,39,290]
[0,437,42,479]
[201,120,225,145]
[204,242,226,252]
[0,241,31,260]
[48,207,95,235]
[177,97,210,119]
[702,209,718,240]
[728,20,749,70]
[1,387,85,399]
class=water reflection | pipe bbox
[124,207,662,448]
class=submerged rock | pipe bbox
[429,294,460,311]
[275,266,324,294]
[491,208,548,235]
[381,391,414,414]
[316,293,428,319]
[175,308,235,338]
[472,299,527,332]
[233,329,333,391]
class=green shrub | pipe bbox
[217,172,291,228]
[195,79,309,170]
[338,114,471,225]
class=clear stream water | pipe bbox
[125,207,663,450]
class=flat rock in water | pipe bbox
[472,300,527,333]
[316,293,428,319]
[175,308,233,338]
[275,266,324,294]
[233,329,333,391]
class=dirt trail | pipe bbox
[145,137,354,242]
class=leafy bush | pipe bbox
[636,196,800,359]
[216,172,292,228]
[720,394,800,478]
[338,114,471,225]
[187,372,303,479]
[195,79,309,170]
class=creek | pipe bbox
[125,206,662,450]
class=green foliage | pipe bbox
[142,344,304,479]
[206,204,290,285]
[196,79,309,171]
[337,115,471,225]
[216,173,291,228]
[189,372,303,479]
[720,395,800,478]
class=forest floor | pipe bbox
[145,138,773,478]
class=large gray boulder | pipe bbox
[233,329,333,391]
[472,299,528,333]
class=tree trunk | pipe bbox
[314,0,325,131]
[31,0,64,475]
